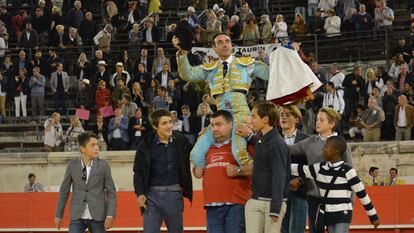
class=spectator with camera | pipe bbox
[44,112,63,152]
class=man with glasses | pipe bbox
[55,132,117,233]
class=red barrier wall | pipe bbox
[0,186,414,232]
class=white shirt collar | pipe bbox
[283,129,297,139]
[219,55,234,65]
[318,132,338,141]
[214,138,231,147]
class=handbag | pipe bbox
[314,173,339,231]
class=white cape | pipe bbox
[266,46,322,101]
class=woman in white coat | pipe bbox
[324,8,341,37]
[271,14,288,43]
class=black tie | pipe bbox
[222,61,228,78]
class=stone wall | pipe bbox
[1,141,413,192]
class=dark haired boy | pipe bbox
[291,136,380,232]
[55,132,117,233]
[133,109,192,232]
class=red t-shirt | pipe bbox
[202,143,252,206]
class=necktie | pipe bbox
[222,61,228,78]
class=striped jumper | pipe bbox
[291,161,379,225]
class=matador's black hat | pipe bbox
[175,18,193,51]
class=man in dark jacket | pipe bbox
[128,108,151,149]
[79,12,98,47]
[133,109,192,232]
[342,65,364,124]
[307,8,325,34]
[245,101,290,232]
[18,22,39,49]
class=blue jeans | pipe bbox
[282,192,308,233]
[206,205,245,233]
[69,219,105,233]
[327,223,350,233]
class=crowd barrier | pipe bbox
[0,186,413,232]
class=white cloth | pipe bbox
[161,72,168,87]
[266,46,322,102]
[173,120,183,131]
[397,107,407,127]
[80,159,93,220]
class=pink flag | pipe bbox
[76,109,90,120]
[99,106,114,118]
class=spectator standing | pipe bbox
[388,53,406,81]
[93,24,113,55]
[107,107,129,150]
[271,14,288,42]
[50,6,63,35]
[112,78,131,108]
[133,109,193,233]
[322,82,345,115]
[75,53,90,84]
[152,47,170,77]
[17,22,39,49]
[111,62,131,88]
[353,4,373,44]
[0,71,6,117]
[50,62,69,115]
[329,63,345,94]
[374,0,394,30]
[393,38,412,64]
[79,12,97,48]
[394,95,414,141]
[348,105,365,140]
[128,108,150,149]
[259,15,273,44]
[29,66,46,116]
[135,63,152,101]
[55,132,117,232]
[141,17,160,46]
[171,110,183,131]
[382,81,399,140]
[324,8,341,37]
[342,65,364,124]
[121,94,138,118]
[129,23,141,47]
[245,101,289,233]
[227,15,242,42]
[93,60,110,91]
[31,51,49,80]
[154,62,173,87]
[307,8,325,34]
[187,6,199,27]
[193,110,251,233]
[383,168,405,186]
[64,116,84,151]
[75,79,92,111]
[152,86,172,111]
[44,112,63,152]
[239,18,260,46]
[49,24,69,52]
[238,3,255,25]
[11,68,29,117]
[295,0,307,22]
[66,0,84,29]
[361,97,382,142]
[24,173,45,192]
[395,64,414,92]
[180,104,198,144]
[290,13,306,37]
[95,80,112,111]
[196,103,212,135]
[32,7,48,46]
[137,49,153,73]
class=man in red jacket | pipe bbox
[193,110,252,233]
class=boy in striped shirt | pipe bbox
[291,136,380,233]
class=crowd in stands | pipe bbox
[0,0,410,153]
